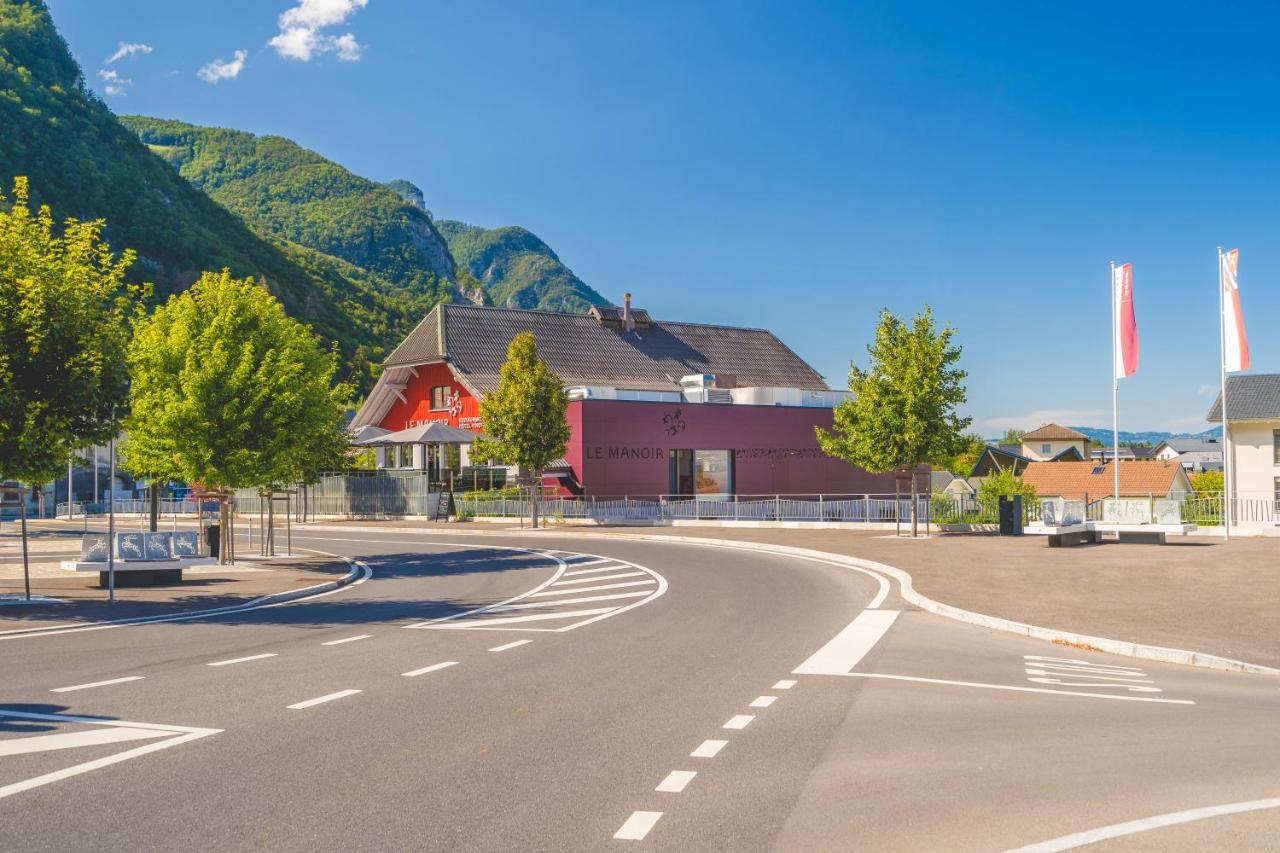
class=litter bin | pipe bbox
[205,523,220,558]
[998,495,1023,536]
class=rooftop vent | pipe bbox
[589,294,652,330]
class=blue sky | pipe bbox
[46,0,1278,434]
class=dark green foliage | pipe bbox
[120,116,462,309]
[437,220,610,313]
[0,1,412,393]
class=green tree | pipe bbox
[0,177,142,595]
[933,431,987,475]
[817,306,971,536]
[123,270,350,562]
[977,467,1038,518]
[1190,469,1223,495]
[472,332,571,528]
[1000,428,1023,445]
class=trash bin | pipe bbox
[205,523,220,558]
[998,495,1023,536]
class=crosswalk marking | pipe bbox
[429,607,618,628]
[529,580,653,597]
[550,571,647,586]
[490,591,651,611]
[562,564,630,577]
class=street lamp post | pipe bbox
[107,434,116,604]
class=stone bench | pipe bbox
[63,531,212,586]
[1025,522,1198,547]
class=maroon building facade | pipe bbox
[352,301,922,498]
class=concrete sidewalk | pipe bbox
[580,526,1280,670]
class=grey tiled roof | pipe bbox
[385,304,830,395]
[1206,374,1280,421]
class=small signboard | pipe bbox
[433,490,455,521]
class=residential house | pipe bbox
[931,470,977,499]
[1207,374,1280,513]
[1018,424,1089,461]
[1153,438,1223,474]
[1089,446,1136,462]
[970,441,1084,479]
[1021,460,1193,501]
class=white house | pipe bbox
[1152,438,1223,474]
[1018,424,1089,462]
[1207,374,1280,527]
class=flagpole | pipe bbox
[1218,247,1230,540]
[1110,261,1120,501]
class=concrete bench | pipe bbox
[62,557,216,587]
[1025,522,1197,547]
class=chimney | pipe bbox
[622,292,634,332]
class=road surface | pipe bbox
[2,526,1277,850]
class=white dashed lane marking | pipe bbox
[773,679,797,690]
[402,661,460,677]
[207,653,277,667]
[691,739,727,758]
[322,634,372,646]
[50,676,144,693]
[750,695,777,708]
[489,639,532,652]
[614,810,663,841]
[655,770,697,793]
[722,714,754,730]
[287,689,362,710]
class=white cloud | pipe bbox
[269,0,368,62]
[198,49,248,83]
[106,42,152,64]
[104,84,125,97]
[976,409,1108,433]
[98,68,129,84]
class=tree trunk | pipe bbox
[149,482,160,532]
[530,480,539,529]
[219,497,231,566]
[910,467,919,538]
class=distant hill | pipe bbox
[0,1,416,390]
[1067,426,1221,446]
[119,116,476,309]
[436,218,610,313]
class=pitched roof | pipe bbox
[385,303,829,395]
[1159,438,1221,455]
[1206,374,1280,421]
[1021,460,1186,500]
[1020,423,1089,441]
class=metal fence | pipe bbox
[459,494,934,524]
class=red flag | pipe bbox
[1221,249,1249,372]
[1113,263,1137,379]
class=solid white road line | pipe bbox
[529,580,653,597]
[207,653,278,667]
[833,672,1195,704]
[750,695,777,708]
[50,676,144,693]
[1007,796,1280,852]
[562,564,628,576]
[402,661,460,677]
[321,634,372,646]
[614,811,663,841]
[489,639,532,652]
[432,607,618,628]
[773,679,797,690]
[287,689,362,709]
[723,714,755,730]
[490,590,650,610]
[792,609,900,675]
[656,770,697,793]
[550,571,646,586]
[0,726,169,757]
[691,739,727,758]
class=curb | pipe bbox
[548,531,1280,676]
[0,550,367,639]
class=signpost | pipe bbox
[0,485,30,601]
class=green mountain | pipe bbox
[118,116,479,309]
[436,219,610,313]
[0,1,417,390]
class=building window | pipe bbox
[431,386,450,411]
[1273,429,1280,465]
[1041,443,1051,455]
[669,449,734,496]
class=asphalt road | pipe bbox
[1,526,1277,851]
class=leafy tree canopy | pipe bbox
[977,467,1038,509]
[933,431,987,476]
[818,306,971,475]
[473,332,571,476]
[1190,469,1223,495]
[122,270,351,491]
[0,177,142,484]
